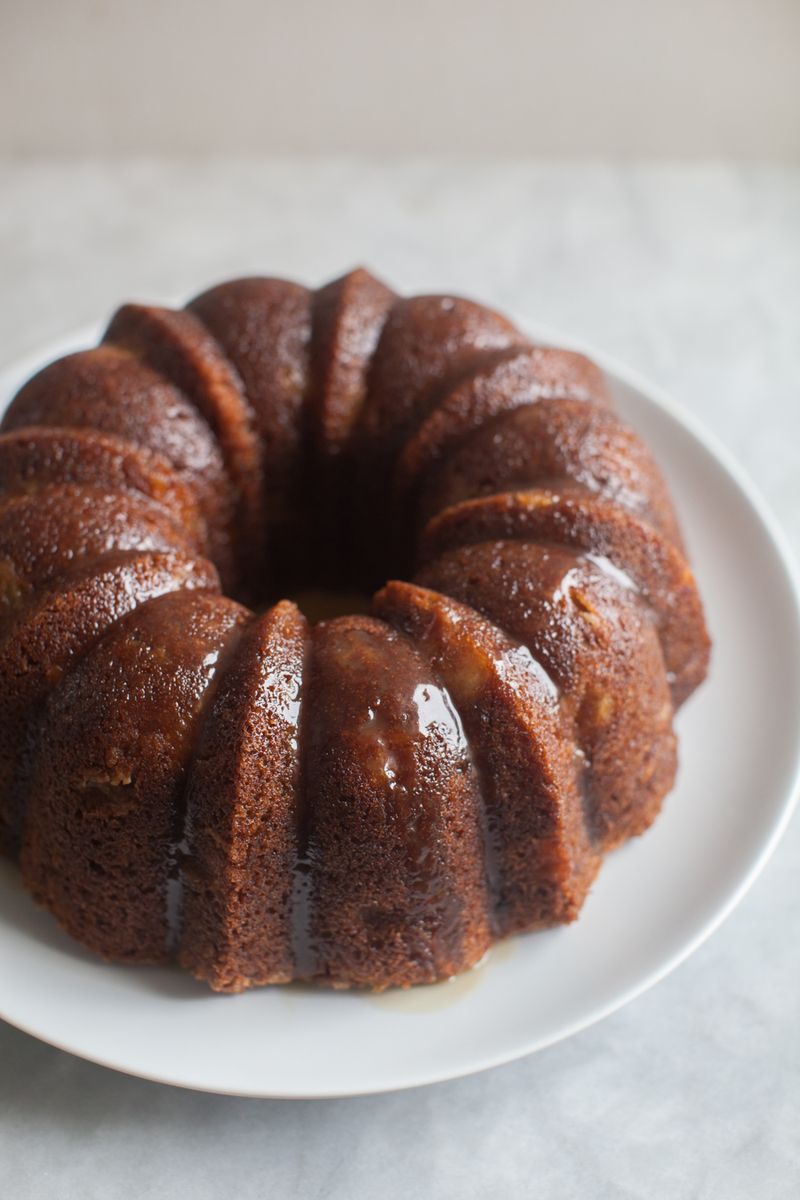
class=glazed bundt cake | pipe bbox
[0,269,710,991]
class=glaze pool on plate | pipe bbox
[0,320,798,1097]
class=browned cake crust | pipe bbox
[21,591,247,961]
[373,582,600,936]
[415,542,675,849]
[179,601,308,990]
[355,295,524,459]
[297,614,491,988]
[0,269,711,990]
[188,278,311,486]
[4,348,236,586]
[0,551,219,855]
[420,491,709,704]
[395,344,612,505]
[309,270,397,581]
[187,278,313,589]
[103,305,264,591]
[410,395,684,547]
[0,426,206,548]
[0,484,196,609]
[310,268,397,459]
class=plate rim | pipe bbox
[0,316,798,1098]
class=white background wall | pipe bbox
[2,0,798,158]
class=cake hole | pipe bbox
[286,588,373,625]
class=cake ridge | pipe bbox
[19,589,248,963]
[0,548,220,857]
[178,600,307,990]
[187,277,315,594]
[104,303,265,589]
[374,579,598,938]
[419,488,710,706]
[165,614,252,957]
[0,424,206,544]
[376,608,504,938]
[294,611,492,987]
[416,536,678,850]
[3,346,238,588]
[287,612,315,982]
[394,342,611,503]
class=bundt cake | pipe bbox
[0,269,710,992]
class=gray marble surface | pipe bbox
[0,161,798,1198]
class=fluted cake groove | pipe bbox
[0,268,710,991]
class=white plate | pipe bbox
[0,318,799,1099]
